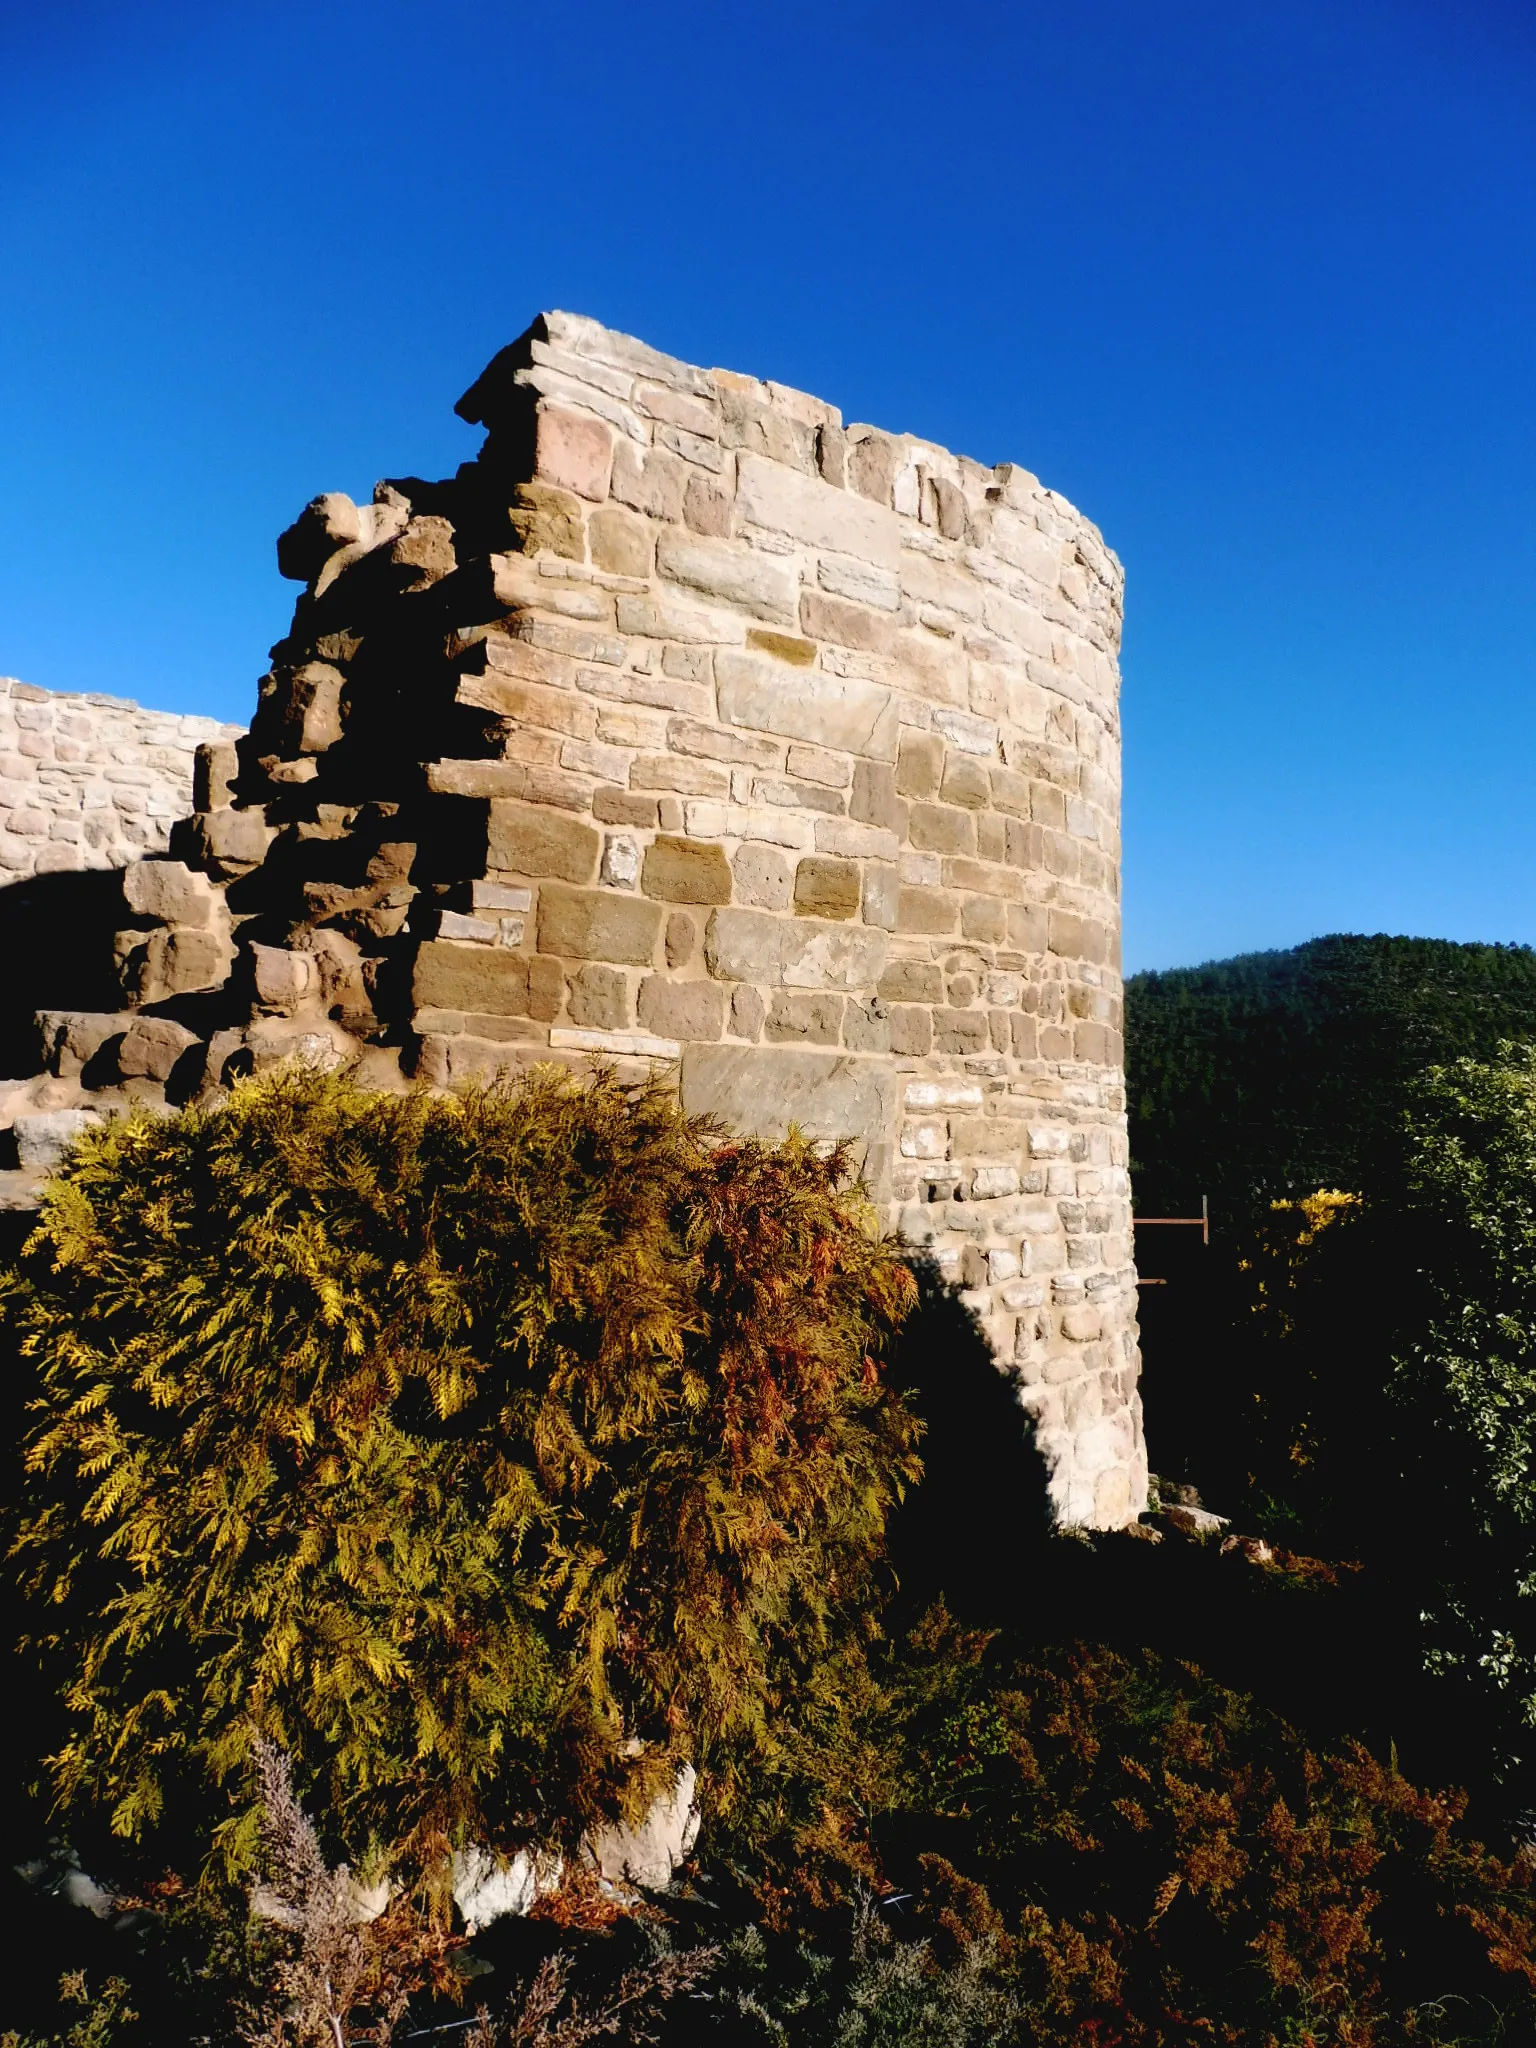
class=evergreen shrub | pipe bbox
[3,1065,918,1888]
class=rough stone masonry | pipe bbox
[4,312,1146,1528]
[0,676,240,878]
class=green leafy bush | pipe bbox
[1145,1046,1536,1788]
[1381,1049,1536,1756]
[4,1065,918,1887]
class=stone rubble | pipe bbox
[0,310,1146,1529]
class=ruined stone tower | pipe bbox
[10,312,1145,1528]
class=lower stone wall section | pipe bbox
[0,677,243,879]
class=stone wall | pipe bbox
[9,311,1146,1528]
[0,677,242,879]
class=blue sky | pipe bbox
[2,0,1533,973]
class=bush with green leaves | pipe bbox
[4,1064,918,1888]
[1169,1046,1536,1784]
[1379,1047,1536,1764]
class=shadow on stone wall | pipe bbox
[0,869,127,1078]
[884,1263,1055,1622]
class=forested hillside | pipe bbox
[1126,933,1536,1222]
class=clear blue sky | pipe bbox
[2,0,1533,973]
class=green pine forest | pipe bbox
[1126,932,1536,1223]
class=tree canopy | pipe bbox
[1126,933,1536,1225]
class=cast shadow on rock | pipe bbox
[0,868,127,1077]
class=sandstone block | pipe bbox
[37,1010,131,1079]
[1007,903,1049,951]
[193,806,274,874]
[194,741,239,811]
[766,990,844,1043]
[961,896,1007,945]
[666,718,780,768]
[846,431,901,506]
[122,925,232,1003]
[861,862,899,930]
[793,856,860,921]
[654,530,797,624]
[817,553,900,611]
[427,760,587,809]
[940,754,991,810]
[842,995,890,1053]
[437,912,499,942]
[704,907,782,983]
[119,1016,201,1082]
[731,843,791,909]
[878,960,943,1005]
[251,944,317,1012]
[680,1042,897,1198]
[729,985,764,1039]
[567,964,631,1030]
[536,404,613,501]
[457,670,597,740]
[630,754,731,799]
[589,505,654,577]
[549,1025,680,1060]
[641,835,732,904]
[786,742,851,787]
[888,1007,937,1056]
[782,919,885,991]
[816,420,848,487]
[932,705,997,755]
[896,886,958,935]
[909,804,974,855]
[682,472,732,536]
[745,629,817,667]
[665,911,697,966]
[1075,1020,1110,1063]
[13,1108,101,1170]
[537,886,662,964]
[717,382,817,469]
[487,803,600,882]
[736,451,902,568]
[610,441,686,522]
[847,759,901,835]
[715,652,896,759]
[122,859,220,928]
[277,492,362,583]
[638,977,725,1041]
[934,1008,991,1055]
[614,592,719,643]
[594,788,660,827]
[414,941,529,1016]
[800,588,896,655]
[506,482,586,559]
[895,732,944,800]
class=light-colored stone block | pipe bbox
[680,1042,897,1198]
[654,530,798,625]
[736,453,901,567]
[715,652,896,759]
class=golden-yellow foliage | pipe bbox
[3,1064,919,1888]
